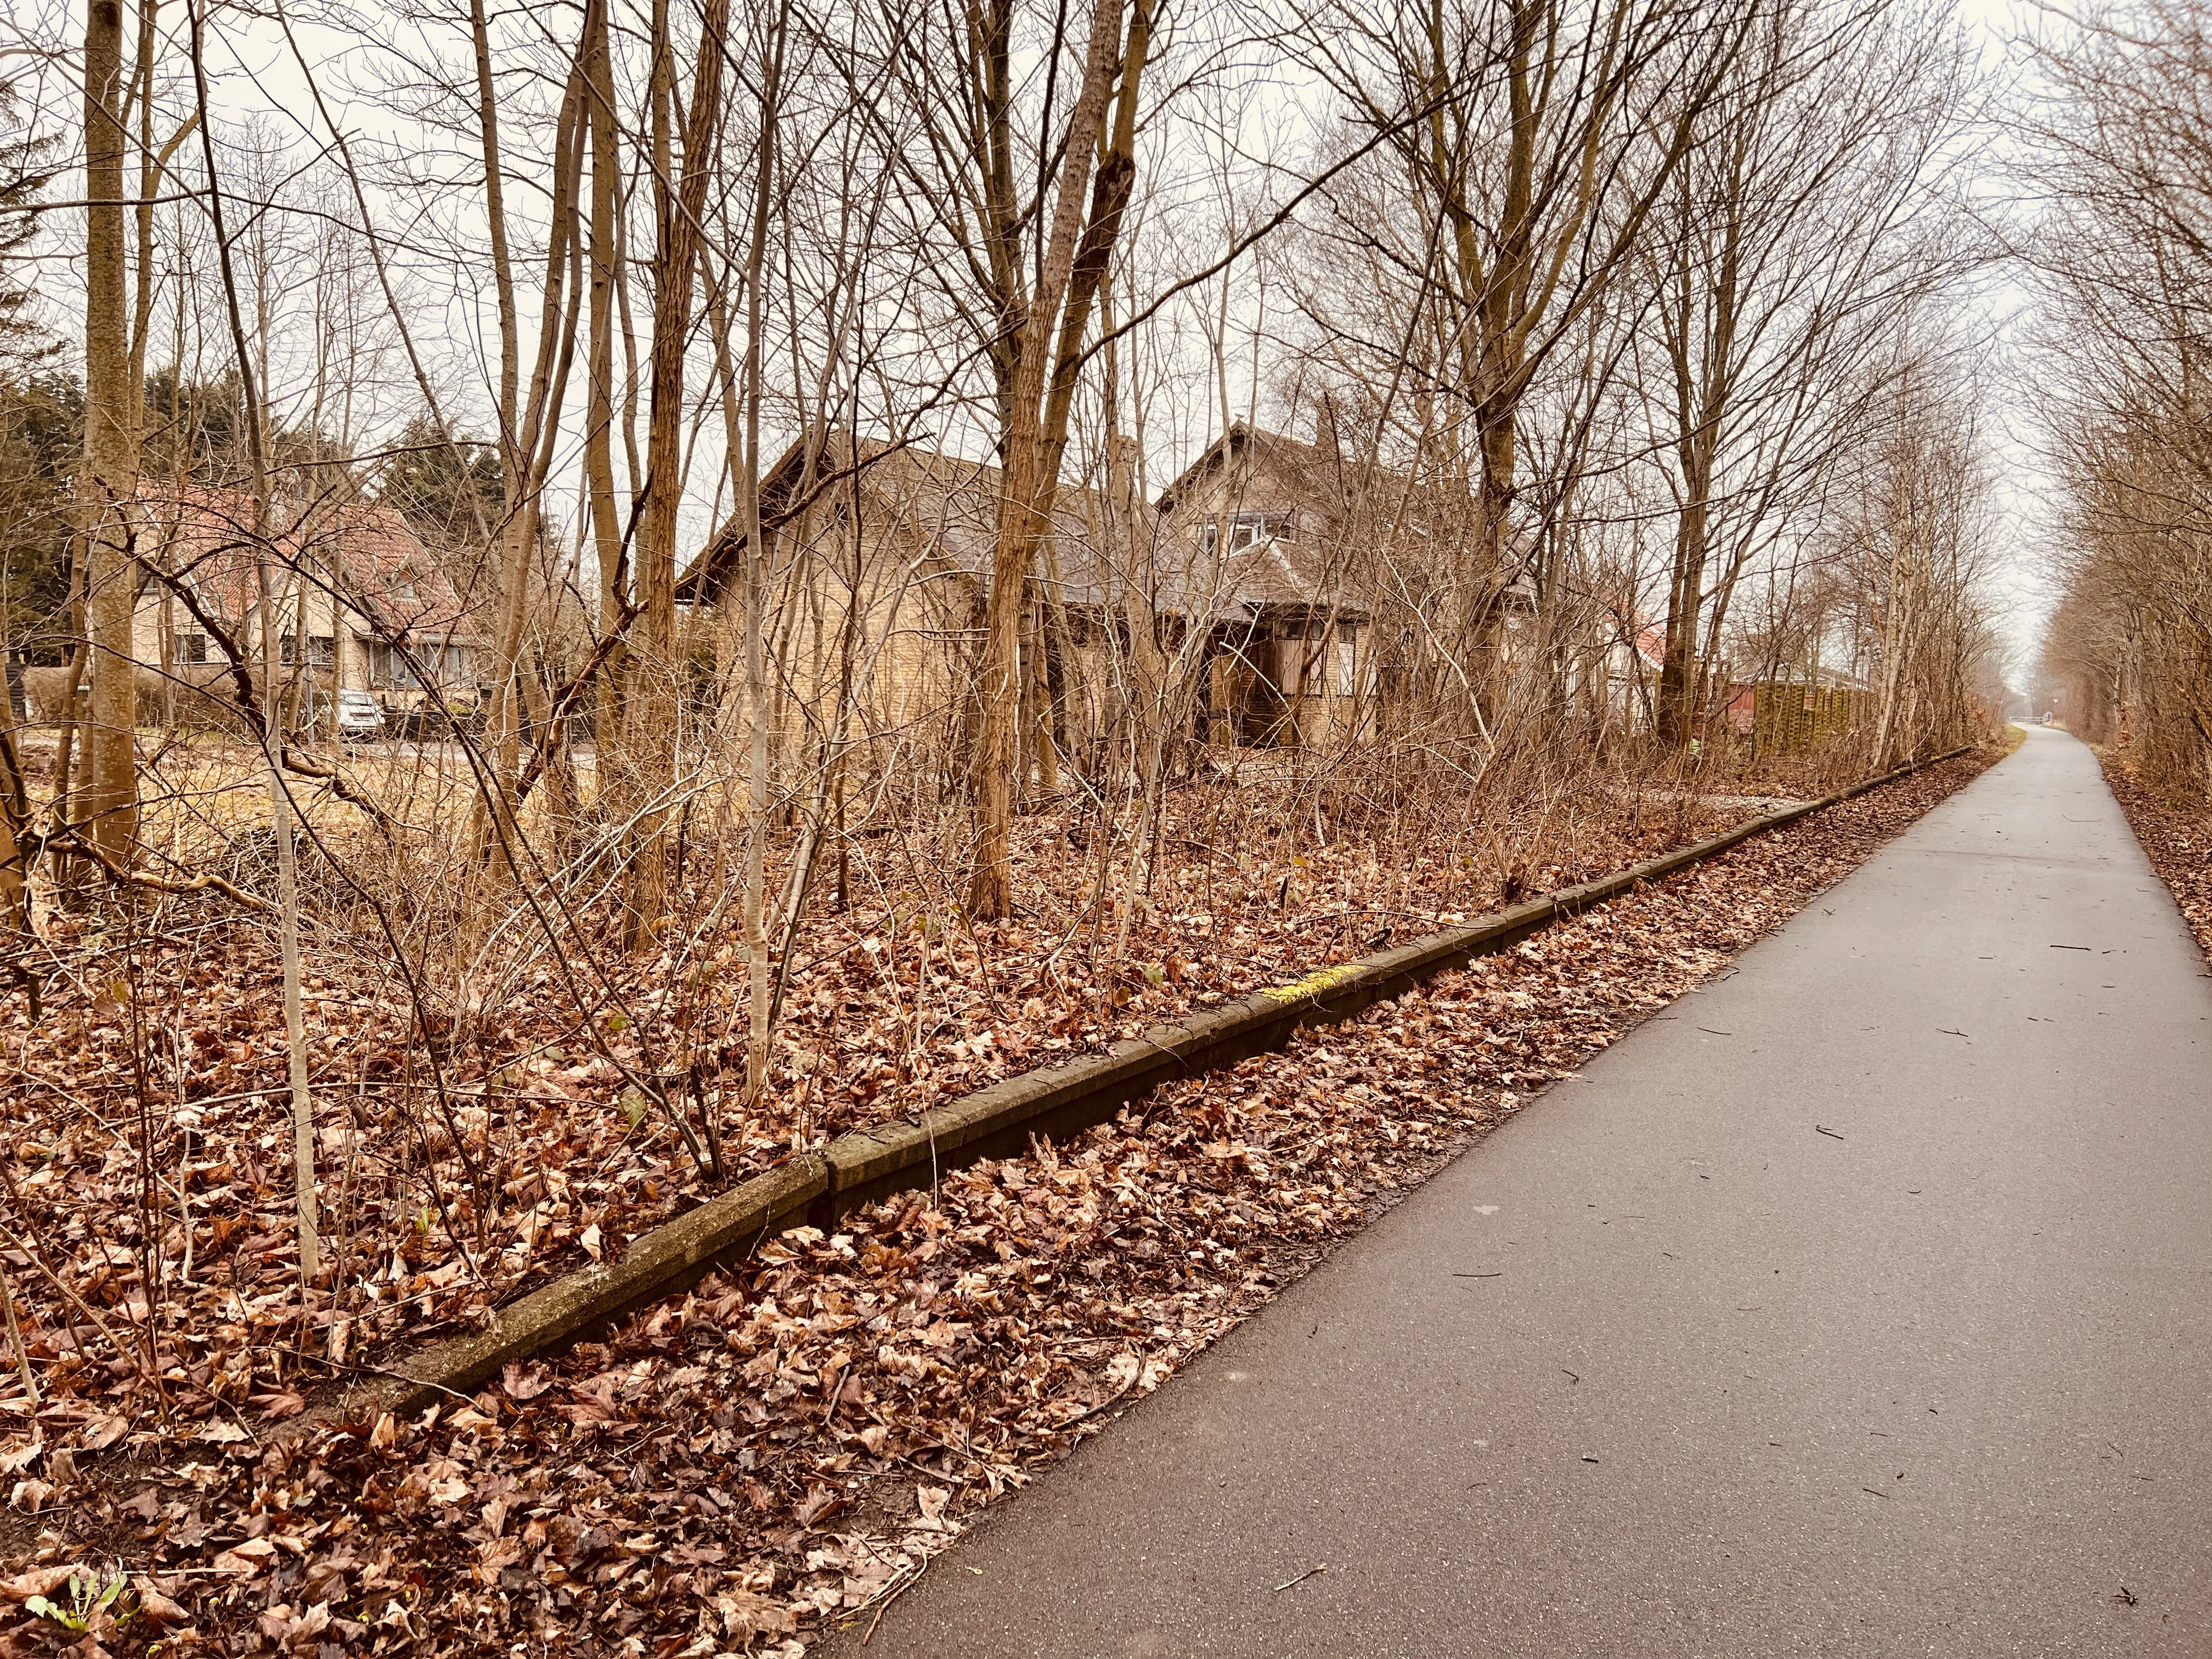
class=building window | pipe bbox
[367,641,415,689]
[374,641,470,686]
[280,634,336,669]
[1335,622,1358,695]
[1201,512,1293,556]
[180,632,208,665]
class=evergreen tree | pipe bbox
[0,82,58,379]
[0,82,68,680]
[374,414,505,552]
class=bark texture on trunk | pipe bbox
[624,0,732,945]
[967,0,1143,919]
[82,0,139,868]
[584,0,627,797]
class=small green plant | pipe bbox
[26,1570,128,1632]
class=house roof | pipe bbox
[1154,424,1345,515]
[845,442,1113,603]
[136,483,262,628]
[674,432,1113,607]
[1603,603,1663,669]
[135,483,478,642]
[675,425,1394,628]
[297,501,477,640]
[1150,424,1413,622]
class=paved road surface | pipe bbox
[833,729,2212,1656]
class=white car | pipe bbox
[332,689,385,740]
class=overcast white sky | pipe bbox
[1953,0,2063,683]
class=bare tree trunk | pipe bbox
[82,0,139,870]
[471,19,589,871]
[625,0,732,945]
[736,0,792,1104]
[1657,464,1717,747]
[968,0,1142,918]
[0,707,30,959]
[583,0,626,815]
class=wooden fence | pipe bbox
[1751,682,1861,756]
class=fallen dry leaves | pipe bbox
[2097,751,2212,960]
[0,747,1995,1655]
[0,749,1767,1446]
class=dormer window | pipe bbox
[1201,511,1294,556]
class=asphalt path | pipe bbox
[833,729,2212,1657]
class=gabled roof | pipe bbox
[676,425,1394,628]
[1154,423,1348,515]
[675,432,1111,607]
[135,483,477,642]
[136,483,262,627]
[1605,604,1663,668]
[1150,424,1399,622]
[297,501,475,640]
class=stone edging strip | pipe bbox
[375,744,1976,1414]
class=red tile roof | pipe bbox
[134,483,479,642]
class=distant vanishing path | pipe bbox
[832,727,2212,1657]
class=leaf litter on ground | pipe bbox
[0,749,1997,1655]
[2097,751,2212,962]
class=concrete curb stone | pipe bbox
[368,744,1972,1416]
